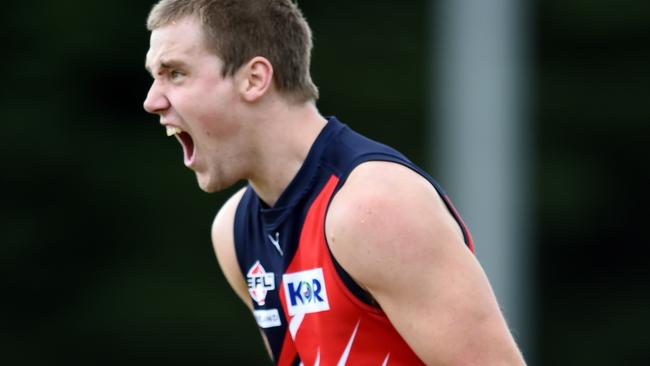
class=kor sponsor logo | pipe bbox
[282,268,330,316]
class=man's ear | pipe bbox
[239,56,273,102]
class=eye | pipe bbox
[169,70,184,81]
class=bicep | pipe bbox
[371,236,515,365]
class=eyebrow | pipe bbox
[145,59,188,75]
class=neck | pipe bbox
[246,101,327,207]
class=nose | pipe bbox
[143,80,170,114]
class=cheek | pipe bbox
[195,101,240,140]
[180,77,241,140]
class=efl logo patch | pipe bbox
[247,260,275,306]
[282,268,330,316]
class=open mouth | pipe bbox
[166,126,195,166]
[177,131,195,165]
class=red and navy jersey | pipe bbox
[233,117,474,365]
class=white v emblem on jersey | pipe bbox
[267,232,284,256]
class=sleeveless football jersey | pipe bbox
[233,117,474,365]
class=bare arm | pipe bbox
[211,187,273,360]
[326,162,525,366]
[211,187,249,306]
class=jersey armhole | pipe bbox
[327,240,381,308]
[322,156,475,309]
[322,154,412,309]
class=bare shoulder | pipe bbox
[211,186,250,308]
[325,161,525,364]
[325,161,466,291]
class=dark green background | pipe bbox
[3,1,648,365]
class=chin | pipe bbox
[198,183,218,193]
[197,178,218,193]
[196,172,230,193]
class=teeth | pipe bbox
[166,126,182,137]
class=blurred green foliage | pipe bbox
[2,0,648,365]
